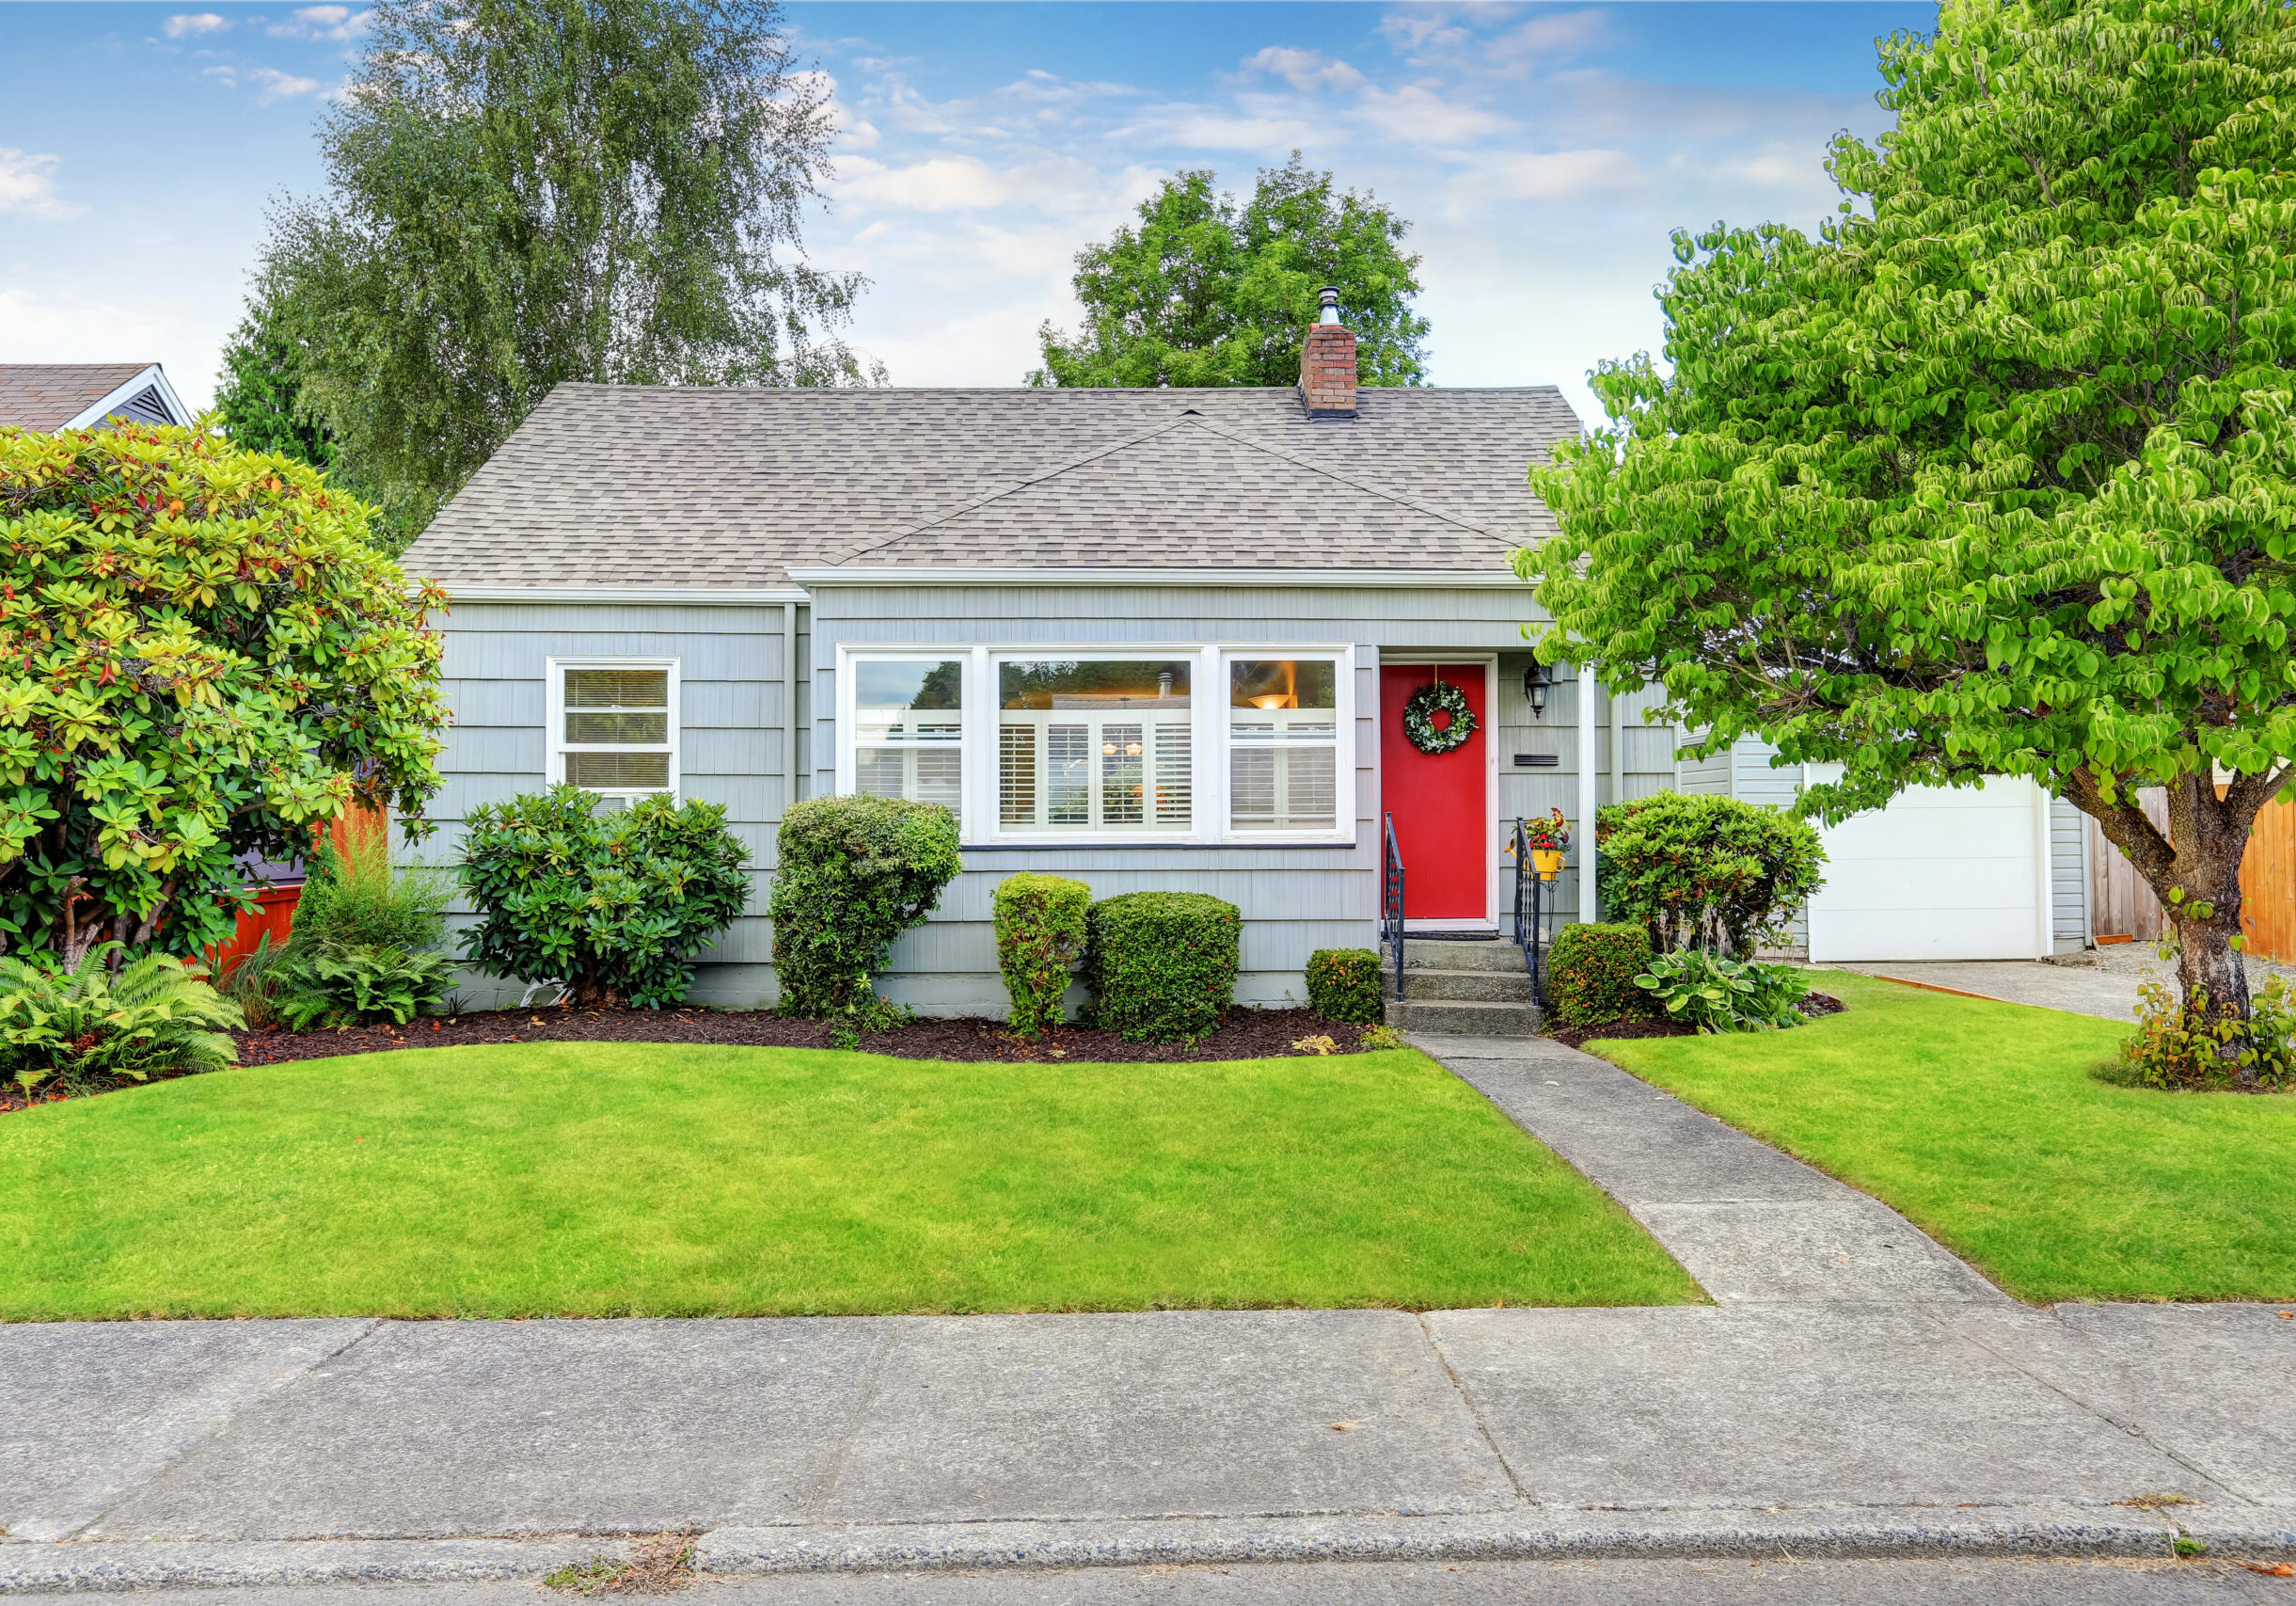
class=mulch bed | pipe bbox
[1544,991,1845,1051]
[0,1004,1387,1116]
[228,1002,1385,1068]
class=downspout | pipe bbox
[781,601,800,816]
[1578,662,1599,924]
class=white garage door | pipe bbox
[1804,768,2050,962]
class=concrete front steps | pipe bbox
[1380,937,1544,1036]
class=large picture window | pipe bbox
[836,644,1353,845]
[851,658,965,823]
[997,659,1194,835]
[1227,658,1340,833]
[549,659,677,801]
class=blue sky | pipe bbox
[0,2,1932,424]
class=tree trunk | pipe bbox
[2066,764,2287,1065]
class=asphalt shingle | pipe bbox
[0,364,153,432]
[403,382,1581,588]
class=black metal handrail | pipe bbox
[1512,817,1551,1008]
[1381,810,1406,1003]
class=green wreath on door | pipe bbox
[1401,678,1477,755]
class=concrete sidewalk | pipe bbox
[6,1301,2296,1591]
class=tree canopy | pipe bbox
[0,421,448,968]
[1523,0,2296,1044]
[1032,153,1429,389]
[248,0,879,543]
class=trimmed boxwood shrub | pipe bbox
[769,794,962,1026]
[461,785,750,1009]
[1547,921,1655,1028]
[993,873,1091,1038]
[1085,892,1242,1042]
[1306,948,1383,1025]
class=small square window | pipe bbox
[551,660,675,799]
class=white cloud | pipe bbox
[1240,47,1367,95]
[838,154,1162,219]
[267,5,367,41]
[1489,149,1641,201]
[163,13,231,39]
[0,149,82,220]
[201,64,326,104]
[1355,83,1513,146]
[1124,105,1338,153]
[249,67,325,104]
[0,287,198,390]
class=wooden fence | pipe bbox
[2087,791,2296,962]
[202,806,389,978]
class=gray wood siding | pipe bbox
[806,583,1598,1010]
[2051,795,2090,952]
[427,600,800,1008]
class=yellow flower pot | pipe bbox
[1530,848,1564,881]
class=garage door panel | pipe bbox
[1814,856,2037,912]
[1803,769,2047,962]
[1810,906,2038,962]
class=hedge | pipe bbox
[460,785,749,1009]
[1547,921,1655,1028]
[1306,948,1383,1025]
[993,873,1091,1037]
[1085,891,1241,1042]
[768,794,961,1026]
[1594,792,1825,957]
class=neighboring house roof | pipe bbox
[405,382,1581,590]
[0,363,192,431]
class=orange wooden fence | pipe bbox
[2087,791,2296,963]
[201,806,388,978]
[2243,798,2296,964]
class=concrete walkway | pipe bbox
[6,1037,2295,1594]
[1415,1034,2003,1306]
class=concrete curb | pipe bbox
[10,1506,2292,1591]
[0,1535,618,1595]
[693,1507,2249,1572]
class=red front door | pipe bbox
[1381,664,1490,922]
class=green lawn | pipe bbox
[0,1042,1698,1319]
[1591,972,2296,1303]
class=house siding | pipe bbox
[427,600,800,1009]
[804,582,1632,1011]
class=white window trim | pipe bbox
[546,655,682,801]
[833,642,1358,848]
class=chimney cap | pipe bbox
[1316,286,1342,326]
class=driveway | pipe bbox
[1828,961,2146,1022]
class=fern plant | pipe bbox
[270,944,455,1029]
[0,944,244,1098]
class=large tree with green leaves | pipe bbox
[0,421,448,968]
[251,0,878,543]
[1523,0,2296,1060]
[1032,153,1429,389]
[214,294,335,471]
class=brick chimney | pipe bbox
[1299,286,1356,420]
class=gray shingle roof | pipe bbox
[0,364,155,431]
[404,382,1580,589]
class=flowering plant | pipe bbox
[1519,808,1570,851]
